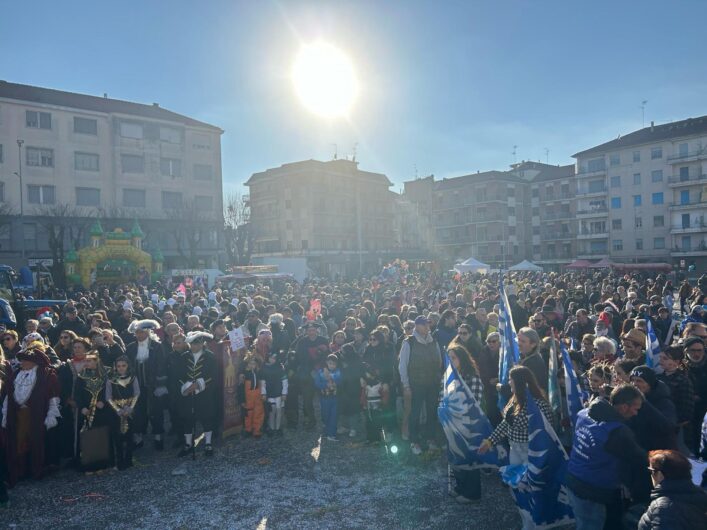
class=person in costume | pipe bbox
[125,319,167,451]
[57,337,92,462]
[176,331,217,457]
[106,355,140,470]
[241,354,265,438]
[75,353,111,472]
[2,346,60,486]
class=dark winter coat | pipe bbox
[637,478,707,530]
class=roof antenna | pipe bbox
[641,100,648,128]
[331,143,338,160]
[512,145,518,165]
[352,142,358,163]
[544,147,549,165]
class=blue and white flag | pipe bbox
[547,335,563,423]
[560,341,584,429]
[498,278,520,409]
[507,391,574,529]
[438,359,508,469]
[645,319,661,369]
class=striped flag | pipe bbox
[507,390,575,529]
[498,278,520,409]
[547,334,563,424]
[560,341,583,429]
[645,319,661,369]
[438,358,508,469]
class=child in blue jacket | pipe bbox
[314,354,342,441]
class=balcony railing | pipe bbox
[667,150,707,162]
[541,211,573,220]
[667,173,707,185]
[576,207,608,215]
[577,230,609,238]
[576,186,607,196]
[669,200,707,209]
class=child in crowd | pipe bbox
[242,355,265,438]
[106,356,140,470]
[337,343,363,438]
[314,354,341,441]
[361,363,386,444]
[261,350,288,436]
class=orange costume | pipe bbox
[243,370,264,436]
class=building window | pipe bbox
[73,117,97,135]
[123,188,146,208]
[159,126,181,144]
[120,122,143,139]
[507,186,515,197]
[531,188,539,197]
[651,147,662,159]
[609,154,620,166]
[24,223,37,251]
[587,158,605,172]
[27,184,55,205]
[633,195,642,206]
[75,187,100,206]
[610,176,620,187]
[635,217,642,228]
[193,164,213,180]
[611,197,621,209]
[160,158,182,177]
[678,143,688,157]
[121,154,144,173]
[636,238,643,250]
[26,147,54,167]
[161,191,183,209]
[653,215,664,227]
[633,151,640,162]
[26,110,51,130]
[74,152,99,171]
[651,170,663,182]
[679,166,689,180]
[633,173,641,185]
[612,239,623,251]
[653,237,665,249]
[194,195,213,211]
[651,192,664,205]
[612,219,622,230]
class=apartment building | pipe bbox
[402,162,573,269]
[526,163,577,269]
[0,81,224,269]
[573,116,707,271]
[245,159,410,277]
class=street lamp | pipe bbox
[14,139,25,263]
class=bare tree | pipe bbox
[34,203,92,287]
[165,199,218,268]
[223,192,253,266]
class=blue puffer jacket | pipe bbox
[637,478,707,530]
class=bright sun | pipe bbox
[292,41,358,119]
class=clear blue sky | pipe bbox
[2,1,707,195]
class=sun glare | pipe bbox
[292,41,358,119]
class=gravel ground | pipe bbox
[3,429,521,529]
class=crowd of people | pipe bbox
[0,267,706,528]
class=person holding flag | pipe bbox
[479,366,553,467]
[438,341,505,503]
[497,278,520,409]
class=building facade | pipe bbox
[401,162,575,270]
[246,159,422,277]
[573,116,707,271]
[0,81,224,270]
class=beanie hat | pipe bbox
[630,365,657,388]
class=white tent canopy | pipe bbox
[508,259,543,272]
[453,257,490,274]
